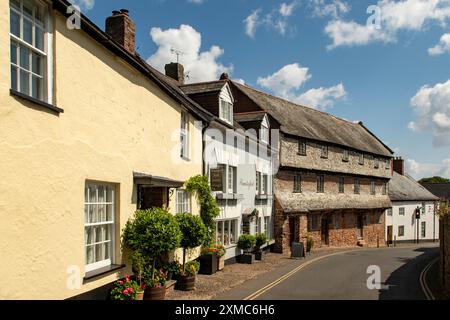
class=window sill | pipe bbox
[297,153,306,156]
[255,194,271,200]
[216,193,235,200]
[180,156,191,162]
[10,89,64,114]
[84,264,126,281]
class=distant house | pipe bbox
[386,158,439,244]
[421,182,450,206]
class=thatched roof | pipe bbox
[275,192,392,213]
[232,82,393,157]
[389,172,439,202]
[420,182,450,201]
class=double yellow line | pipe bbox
[244,250,356,300]
[420,258,438,300]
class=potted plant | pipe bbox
[110,275,141,300]
[237,234,256,264]
[174,213,207,291]
[123,208,181,300]
[130,251,146,299]
[215,244,226,271]
[162,261,182,281]
[199,246,218,275]
[254,233,268,261]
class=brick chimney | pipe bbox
[393,157,404,175]
[165,63,185,85]
[105,9,136,55]
[220,73,229,80]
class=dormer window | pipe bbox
[219,99,233,124]
[260,123,269,143]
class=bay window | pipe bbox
[85,183,116,272]
[216,219,237,246]
[10,0,51,102]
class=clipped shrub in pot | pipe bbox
[122,208,181,300]
[174,213,207,291]
[237,234,256,264]
[254,233,268,261]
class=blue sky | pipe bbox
[73,0,450,179]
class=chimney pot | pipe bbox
[105,9,136,55]
[220,73,229,80]
[165,63,185,85]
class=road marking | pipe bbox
[420,258,438,301]
[244,250,362,300]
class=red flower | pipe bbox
[123,289,129,295]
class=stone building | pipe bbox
[228,82,394,253]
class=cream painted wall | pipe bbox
[0,6,203,299]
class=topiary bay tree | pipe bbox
[123,208,182,281]
[175,213,207,274]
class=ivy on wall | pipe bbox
[185,175,220,246]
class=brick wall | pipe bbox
[440,214,450,295]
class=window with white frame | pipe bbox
[10,0,50,102]
[228,166,237,193]
[219,99,233,124]
[398,225,405,237]
[180,111,189,159]
[216,219,237,246]
[386,208,393,216]
[399,207,405,216]
[84,183,115,272]
[261,174,268,195]
[176,189,191,214]
[260,124,269,143]
[264,216,270,238]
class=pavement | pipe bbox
[215,243,440,300]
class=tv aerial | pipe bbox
[170,47,184,64]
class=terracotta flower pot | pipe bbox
[143,286,166,300]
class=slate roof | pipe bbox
[231,82,393,157]
[234,111,267,123]
[389,172,439,202]
[180,81,227,95]
[420,183,450,201]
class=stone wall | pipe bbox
[280,135,392,179]
[276,170,388,196]
[440,214,450,295]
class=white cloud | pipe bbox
[244,2,299,38]
[296,83,346,110]
[257,64,346,110]
[325,20,393,50]
[280,2,297,17]
[429,33,450,55]
[406,158,450,179]
[234,78,246,85]
[409,79,450,147]
[257,63,311,97]
[244,9,261,38]
[311,0,350,19]
[147,24,232,83]
[68,0,94,11]
[325,0,450,49]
